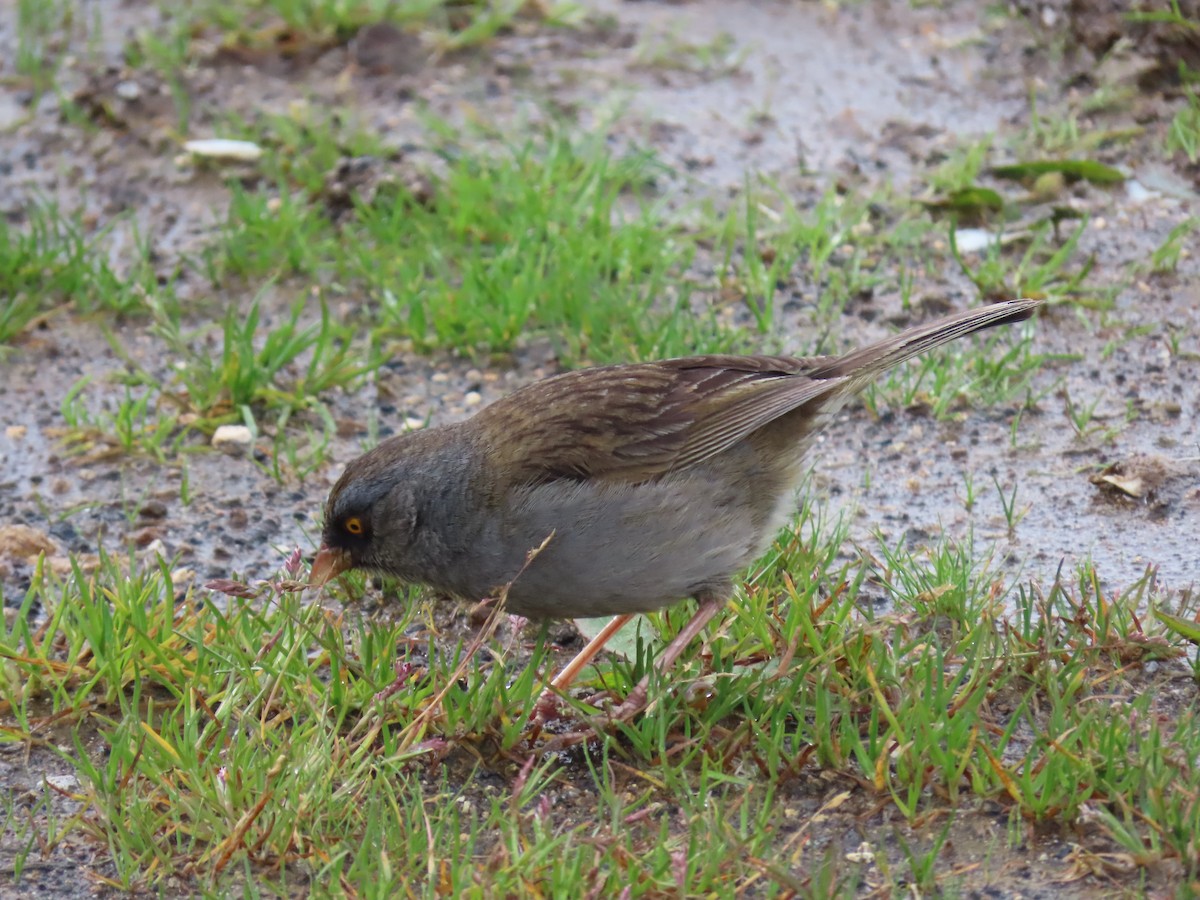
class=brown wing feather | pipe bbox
[475,299,1040,488]
[474,356,840,485]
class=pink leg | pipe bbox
[604,593,726,722]
[548,613,634,692]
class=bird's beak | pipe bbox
[309,545,352,587]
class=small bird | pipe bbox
[311,299,1039,720]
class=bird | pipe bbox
[310,298,1040,721]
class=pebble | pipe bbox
[0,524,58,561]
[131,527,162,547]
[140,539,168,561]
[115,80,141,101]
[171,568,196,588]
[139,500,168,519]
[212,425,253,455]
[43,774,78,792]
[48,554,100,578]
[182,138,263,162]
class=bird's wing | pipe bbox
[474,355,844,485]
[474,299,1040,487]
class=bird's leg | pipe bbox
[534,613,634,718]
[536,593,728,750]
[603,592,726,723]
[534,593,726,729]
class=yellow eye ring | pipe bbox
[344,517,365,536]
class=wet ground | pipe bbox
[2,0,1196,612]
[1,0,1199,895]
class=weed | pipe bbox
[1167,91,1200,162]
[150,292,377,424]
[633,27,744,76]
[1148,216,1198,274]
[991,473,1029,534]
[15,0,74,94]
[864,324,1045,419]
[952,218,1099,305]
[0,202,159,346]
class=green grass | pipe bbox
[43,290,375,471]
[1147,216,1199,274]
[1017,85,1145,158]
[199,119,740,364]
[3,498,1199,893]
[1167,90,1200,163]
[57,378,185,464]
[5,0,1198,892]
[631,26,744,76]
[242,0,579,46]
[705,179,935,339]
[14,0,75,94]
[951,218,1104,306]
[924,137,993,196]
[150,293,376,423]
[0,204,158,345]
[863,323,1047,421]
[121,0,583,82]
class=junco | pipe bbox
[311,298,1039,720]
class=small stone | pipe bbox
[0,524,58,561]
[115,80,141,101]
[48,554,101,578]
[463,391,482,407]
[131,527,162,547]
[43,774,78,791]
[335,417,364,438]
[5,425,27,440]
[140,539,168,561]
[182,138,263,162]
[139,500,168,519]
[212,425,253,455]
[171,568,196,588]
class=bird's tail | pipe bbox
[808,298,1041,385]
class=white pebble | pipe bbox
[182,138,263,161]
[212,424,253,455]
[44,774,78,791]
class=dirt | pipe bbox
[2,0,1199,895]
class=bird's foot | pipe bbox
[531,682,651,751]
[594,682,649,724]
[531,689,567,724]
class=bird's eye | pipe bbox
[344,516,365,536]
